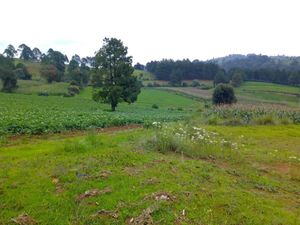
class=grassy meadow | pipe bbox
[0,124,299,224]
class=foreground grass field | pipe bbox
[0,88,200,135]
[0,125,299,224]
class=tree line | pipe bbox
[145,59,221,85]
[142,56,300,86]
[212,54,300,86]
[0,44,95,93]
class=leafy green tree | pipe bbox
[213,70,228,86]
[68,59,80,73]
[72,54,81,64]
[212,84,237,105]
[18,44,34,60]
[93,37,141,111]
[169,69,183,86]
[231,71,244,87]
[0,55,17,92]
[41,48,67,81]
[191,80,200,87]
[15,63,32,80]
[67,58,90,87]
[32,48,42,61]
[3,44,17,58]
[288,72,300,86]
[134,63,145,70]
[91,69,103,87]
[40,65,58,83]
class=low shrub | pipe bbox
[38,91,49,96]
[68,85,80,95]
[191,80,200,87]
[152,104,159,109]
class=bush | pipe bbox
[38,91,49,96]
[152,104,159,109]
[67,85,80,96]
[231,72,244,87]
[212,84,237,105]
[191,80,200,87]
[15,63,32,80]
[199,84,212,90]
[182,82,188,87]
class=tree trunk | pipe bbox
[111,104,116,112]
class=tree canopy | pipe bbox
[93,38,141,111]
[3,45,17,58]
[212,84,237,105]
[0,55,17,92]
[18,44,34,60]
[41,48,68,82]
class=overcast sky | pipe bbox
[1,0,300,64]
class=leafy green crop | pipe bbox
[0,89,199,135]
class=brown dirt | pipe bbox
[98,170,112,179]
[76,187,112,202]
[51,176,64,194]
[91,210,119,219]
[127,207,154,225]
[259,162,300,178]
[159,87,212,100]
[11,213,37,225]
[144,192,175,202]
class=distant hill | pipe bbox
[210,54,300,72]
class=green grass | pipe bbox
[238,81,300,95]
[14,59,43,80]
[236,82,300,107]
[157,81,300,107]
[0,125,299,224]
[132,69,155,80]
[0,88,200,134]
[16,80,69,95]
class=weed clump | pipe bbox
[146,123,238,159]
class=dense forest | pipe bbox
[144,54,300,86]
[211,54,300,85]
[146,59,221,81]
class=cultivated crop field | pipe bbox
[0,89,199,135]
[159,81,300,107]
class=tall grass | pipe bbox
[146,123,239,159]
